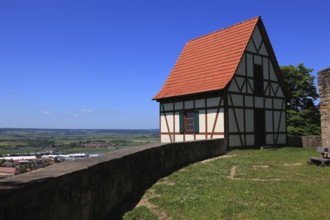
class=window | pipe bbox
[179,111,199,134]
[254,64,264,96]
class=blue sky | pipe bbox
[0,0,329,129]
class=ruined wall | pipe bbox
[287,136,321,148]
[318,68,330,147]
[0,139,227,220]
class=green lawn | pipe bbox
[124,148,330,220]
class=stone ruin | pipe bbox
[318,68,330,147]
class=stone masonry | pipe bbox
[0,139,227,220]
[318,68,330,147]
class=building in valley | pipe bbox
[153,16,288,148]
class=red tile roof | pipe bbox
[153,16,260,100]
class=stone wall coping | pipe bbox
[0,143,161,189]
[0,138,227,219]
[0,139,218,190]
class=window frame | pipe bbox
[179,111,199,134]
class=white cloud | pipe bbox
[42,111,51,115]
[80,108,93,113]
[73,113,79,117]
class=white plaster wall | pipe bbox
[276,87,284,98]
[229,108,238,132]
[215,111,225,132]
[245,96,253,107]
[175,135,184,142]
[229,135,241,147]
[185,100,193,109]
[185,135,195,141]
[235,77,245,92]
[269,63,277,81]
[264,82,269,95]
[236,109,244,132]
[236,54,246,76]
[274,111,280,132]
[241,81,247,94]
[252,26,262,48]
[255,97,264,108]
[160,114,168,133]
[246,135,254,146]
[247,54,253,77]
[246,40,256,53]
[265,98,272,108]
[271,83,279,96]
[228,80,239,92]
[165,113,174,132]
[277,134,286,144]
[163,103,173,111]
[175,102,183,110]
[207,97,221,107]
[269,85,274,96]
[161,135,171,143]
[259,43,268,56]
[254,55,262,65]
[265,110,273,132]
[196,135,206,140]
[198,110,206,133]
[266,134,274,145]
[273,99,283,109]
[213,135,225,139]
[174,112,180,133]
[263,58,269,80]
[207,109,217,132]
[231,94,244,106]
[245,109,254,132]
[195,99,205,108]
[248,79,254,94]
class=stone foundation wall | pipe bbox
[287,136,321,148]
[318,68,330,147]
[0,139,227,220]
[302,136,322,148]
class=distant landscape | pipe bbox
[0,128,159,156]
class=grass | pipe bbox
[123,206,158,220]
[124,147,330,220]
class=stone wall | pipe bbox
[287,136,302,147]
[318,68,330,147]
[287,136,321,148]
[302,136,322,148]
[0,139,227,220]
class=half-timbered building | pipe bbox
[153,16,288,148]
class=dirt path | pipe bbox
[136,189,172,220]
[227,165,238,179]
[227,165,283,181]
[136,178,174,220]
[200,154,237,164]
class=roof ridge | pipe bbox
[188,16,260,43]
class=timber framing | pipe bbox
[153,16,288,148]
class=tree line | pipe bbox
[281,63,320,136]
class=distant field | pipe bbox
[0,128,159,155]
[125,148,330,220]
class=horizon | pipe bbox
[1,1,329,129]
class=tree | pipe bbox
[281,63,320,136]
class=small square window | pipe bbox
[180,111,199,134]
